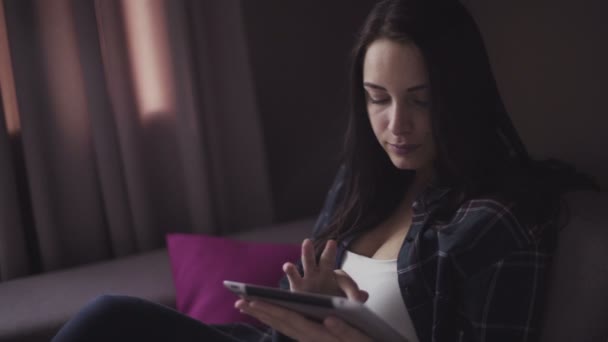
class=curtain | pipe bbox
[0,0,273,281]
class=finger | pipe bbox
[234,298,248,309]
[240,304,291,332]
[244,301,337,342]
[359,290,369,303]
[319,239,337,271]
[301,238,317,276]
[333,269,367,302]
[283,262,303,290]
[324,316,373,342]
[240,302,299,337]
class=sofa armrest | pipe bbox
[0,217,314,342]
[0,249,175,342]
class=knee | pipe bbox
[52,295,135,341]
[82,294,133,317]
[89,294,130,307]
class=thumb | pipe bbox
[333,270,368,302]
[359,290,369,303]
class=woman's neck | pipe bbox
[407,167,434,202]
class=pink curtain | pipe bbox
[0,0,273,281]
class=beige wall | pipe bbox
[464,0,608,189]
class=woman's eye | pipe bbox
[409,98,430,108]
[368,97,390,105]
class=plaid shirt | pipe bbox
[270,165,555,342]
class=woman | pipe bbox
[239,1,595,341]
[52,0,595,341]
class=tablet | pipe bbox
[224,280,409,342]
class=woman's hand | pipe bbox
[283,239,368,302]
[235,238,372,340]
[235,298,373,342]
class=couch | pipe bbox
[0,191,606,342]
[0,218,315,342]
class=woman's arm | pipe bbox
[457,245,552,342]
[431,197,556,342]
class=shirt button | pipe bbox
[423,229,435,239]
[403,286,410,300]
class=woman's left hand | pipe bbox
[235,298,373,342]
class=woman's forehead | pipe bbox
[363,38,429,91]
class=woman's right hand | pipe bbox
[283,239,368,303]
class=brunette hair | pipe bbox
[314,0,596,254]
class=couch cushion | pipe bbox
[0,218,314,342]
[541,191,608,342]
[167,234,301,326]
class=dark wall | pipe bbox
[463,0,608,189]
[241,1,377,222]
[244,0,608,224]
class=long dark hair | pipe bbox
[314,0,597,254]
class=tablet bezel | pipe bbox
[223,280,408,342]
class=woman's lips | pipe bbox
[388,143,421,155]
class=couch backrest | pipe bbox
[541,191,608,342]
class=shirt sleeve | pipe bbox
[457,246,552,342]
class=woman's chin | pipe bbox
[388,150,434,172]
[390,156,433,173]
[390,158,417,171]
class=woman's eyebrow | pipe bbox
[407,84,429,92]
[363,82,387,91]
[363,82,429,92]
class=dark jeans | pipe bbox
[51,295,271,342]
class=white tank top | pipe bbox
[341,250,420,342]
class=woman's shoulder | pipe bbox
[434,195,548,276]
[435,195,533,242]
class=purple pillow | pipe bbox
[166,233,301,326]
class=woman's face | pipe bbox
[363,38,435,173]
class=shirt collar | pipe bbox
[412,178,451,214]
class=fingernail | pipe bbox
[325,317,339,328]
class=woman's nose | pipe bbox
[387,104,413,135]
